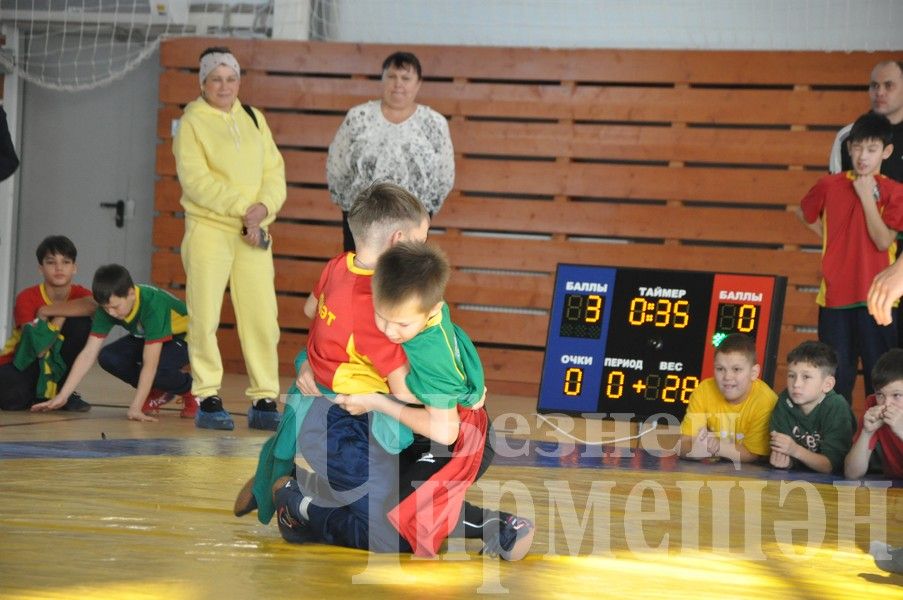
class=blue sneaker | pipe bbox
[273,477,314,544]
[194,396,234,431]
[248,399,281,431]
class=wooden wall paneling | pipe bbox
[156,38,875,398]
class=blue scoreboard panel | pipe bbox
[537,264,786,420]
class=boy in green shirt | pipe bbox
[32,264,203,423]
[769,341,856,473]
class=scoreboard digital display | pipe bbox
[537,264,786,420]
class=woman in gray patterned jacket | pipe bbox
[326,51,455,251]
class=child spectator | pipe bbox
[769,341,856,473]
[0,235,94,411]
[844,348,903,479]
[31,264,205,424]
[677,333,778,464]
[801,111,903,404]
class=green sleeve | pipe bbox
[89,307,114,336]
[769,392,794,434]
[815,394,856,473]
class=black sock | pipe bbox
[254,398,277,411]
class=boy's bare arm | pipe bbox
[844,404,883,478]
[126,342,162,422]
[771,431,832,473]
[770,450,791,469]
[844,431,874,479]
[37,297,96,319]
[385,364,421,405]
[303,294,317,320]
[712,438,764,463]
[855,175,896,250]
[31,335,104,411]
[337,392,460,446]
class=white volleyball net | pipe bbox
[1,0,901,91]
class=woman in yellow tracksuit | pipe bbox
[173,47,286,431]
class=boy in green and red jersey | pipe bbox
[32,264,200,423]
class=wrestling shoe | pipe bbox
[194,396,234,430]
[61,392,91,412]
[273,476,315,544]
[142,389,174,415]
[233,475,258,517]
[247,398,281,431]
[480,515,535,561]
[178,392,198,419]
[870,540,903,574]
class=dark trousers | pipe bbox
[97,335,192,395]
[819,306,897,404]
[300,397,498,552]
[0,316,91,410]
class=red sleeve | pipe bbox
[12,287,44,327]
[313,255,340,298]
[800,177,827,224]
[879,179,903,231]
[69,285,93,300]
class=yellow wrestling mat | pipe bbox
[1,382,902,599]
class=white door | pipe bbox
[12,49,158,304]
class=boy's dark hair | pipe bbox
[35,235,77,263]
[92,264,134,305]
[848,111,893,147]
[347,182,428,247]
[199,46,232,60]
[714,333,758,364]
[381,51,422,80]
[872,348,903,391]
[373,242,449,313]
[786,340,838,376]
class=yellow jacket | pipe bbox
[173,97,286,232]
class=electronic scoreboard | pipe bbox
[537,264,786,420]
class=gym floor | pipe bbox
[1,368,901,599]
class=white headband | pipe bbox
[199,52,241,86]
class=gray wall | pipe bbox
[12,46,158,308]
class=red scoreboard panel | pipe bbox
[537,264,786,420]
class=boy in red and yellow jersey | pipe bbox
[801,111,903,405]
[0,236,94,411]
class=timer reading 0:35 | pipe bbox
[627,298,690,329]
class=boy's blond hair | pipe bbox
[714,333,757,364]
[347,182,428,249]
[373,242,450,313]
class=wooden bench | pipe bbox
[154,38,898,401]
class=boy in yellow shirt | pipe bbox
[677,333,778,464]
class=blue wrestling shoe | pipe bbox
[273,477,315,545]
[247,398,281,431]
[194,396,234,431]
[480,515,535,561]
